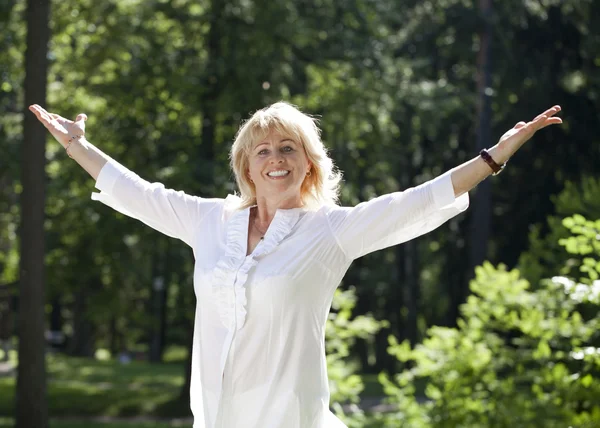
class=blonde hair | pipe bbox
[230,102,342,210]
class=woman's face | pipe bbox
[247,129,312,204]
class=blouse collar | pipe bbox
[212,194,306,331]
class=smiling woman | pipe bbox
[28,100,561,428]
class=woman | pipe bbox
[29,101,562,428]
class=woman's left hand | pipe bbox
[496,105,563,162]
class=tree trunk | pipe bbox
[68,288,95,357]
[109,316,118,356]
[402,239,420,345]
[467,0,493,283]
[180,0,223,401]
[16,0,50,426]
[149,239,168,363]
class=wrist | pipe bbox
[487,143,512,165]
[65,134,87,158]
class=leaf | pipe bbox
[581,374,593,388]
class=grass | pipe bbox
[0,352,188,418]
[0,351,389,424]
[0,418,190,428]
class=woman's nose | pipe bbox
[270,153,284,163]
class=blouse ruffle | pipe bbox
[212,195,302,331]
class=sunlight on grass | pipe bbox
[0,418,191,428]
[162,346,188,363]
[0,354,188,418]
[0,352,385,420]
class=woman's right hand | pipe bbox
[29,104,87,148]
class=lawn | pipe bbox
[0,352,189,418]
[0,352,386,422]
[0,418,189,428]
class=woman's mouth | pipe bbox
[266,170,290,179]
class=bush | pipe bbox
[326,286,388,427]
[519,176,600,287]
[377,215,600,428]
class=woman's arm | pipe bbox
[29,104,108,179]
[450,105,563,197]
[326,105,563,261]
[29,104,222,247]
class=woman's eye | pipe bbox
[282,146,293,152]
[258,149,268,155]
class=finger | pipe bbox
[52,113,73,124]
[538,117,563,129]
[35,108,53,124]
[30,105,52,123]
[526,116,562,134]
[533,105,561,121]
[29,104,45,118]
[524,115,546,131]
[35,104,52,117]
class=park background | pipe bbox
[2,0,600,427]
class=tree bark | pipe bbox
[180,0,224,401]
[68,288,95,357]
[16,0,50,426]
[402,239,420,345]
[467,0,493,283]
[149,238,168,363]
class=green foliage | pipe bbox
[0,0,24,289]
[519,176,600,286]
[560,214,600,281]
[326,287,388,427]
[379,216,600,428]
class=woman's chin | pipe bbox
[258,180,301,196]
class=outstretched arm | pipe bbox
[327,105,563,260]
[28,104,222,247]
[450,105,563,197]
[29,104,108,179]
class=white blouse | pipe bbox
[91,159,469,428]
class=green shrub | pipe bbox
[326,286,388,427]
[378,215,600,428]
[519,176,600,287]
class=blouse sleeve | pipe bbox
[90,159,223,247]
[326,170,469,260]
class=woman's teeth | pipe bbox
[267,170,290,177]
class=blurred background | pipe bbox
[1,0,600,427]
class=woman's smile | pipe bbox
[266,169,291,179]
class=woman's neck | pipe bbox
[253,194,303,225]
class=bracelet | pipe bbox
[65,134,83,158]
[479,149,506,175]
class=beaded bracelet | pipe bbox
[480,148,506,175]
[65,134,83,158]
